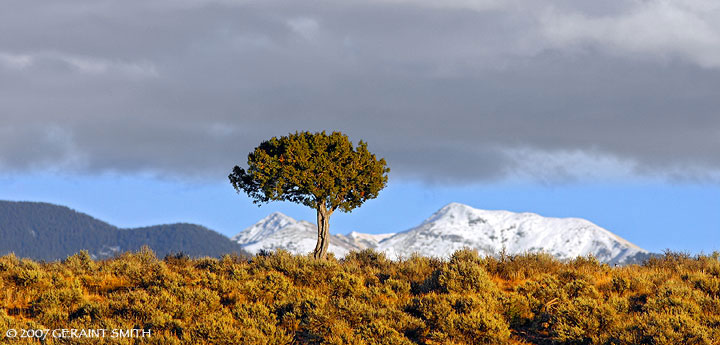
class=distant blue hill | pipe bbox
[0,200,249,261]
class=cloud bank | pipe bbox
[1,0,719,183]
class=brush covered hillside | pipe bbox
[1,249,719,345]
[0,201,249,260]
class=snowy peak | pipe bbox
[231,212,299,245]
[423,202,512,226]
[434,202,476,216]
[234,203,649,264]
[232,212,360,257]
[379,203,647,264]
[255,212,296,231]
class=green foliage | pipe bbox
[229,131,389,259]
[229,131,389,212]
[1,250,720,344]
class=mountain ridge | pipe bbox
[233,202,650,264]
[0,200,651,264]
[0,200,249,261]
[377,203,648,264]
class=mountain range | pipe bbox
[0,200,650,264]
[0,200,249,261]
[233,203,650,264]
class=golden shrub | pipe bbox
[1,249,719,344]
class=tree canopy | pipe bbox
[229,131,389,259]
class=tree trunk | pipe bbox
[313,204,331,260]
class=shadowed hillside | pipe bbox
[0,201,249,260]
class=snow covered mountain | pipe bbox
[232,212,361,257]
[233,203,649,264]
[377,203,648,264]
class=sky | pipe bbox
[1,0,719,254]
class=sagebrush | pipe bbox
[1,248,719,344]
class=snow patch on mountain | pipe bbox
[341,231,396,249]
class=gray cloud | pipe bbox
[1,0,719,182]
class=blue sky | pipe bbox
[2,173,718,254]
[2,1,720,255]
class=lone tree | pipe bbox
[229,131,389,259]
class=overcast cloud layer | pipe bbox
[1,0,720,183]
